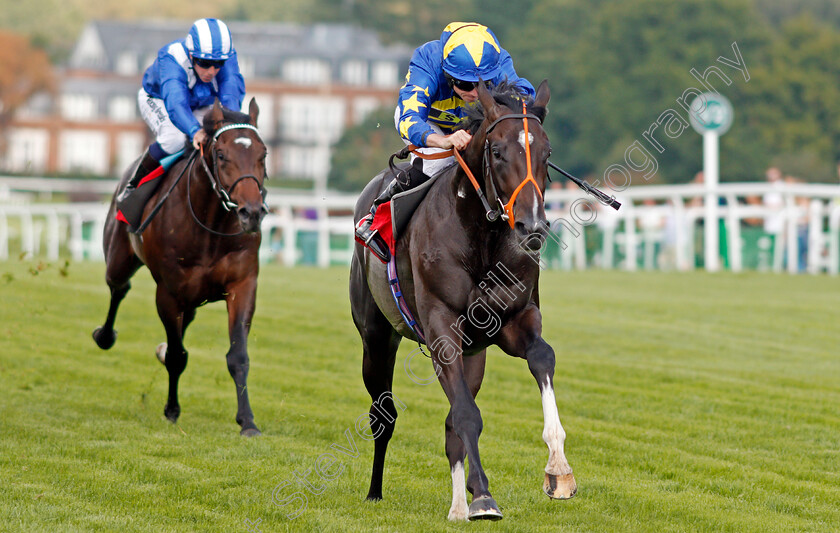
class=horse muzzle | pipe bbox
[515,219,548,252]
[237,204,266,234]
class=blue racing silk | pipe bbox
[396,29,535,148]
[141,40,245,140]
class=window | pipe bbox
[353,97,384,125]
[341,60,368,86]
[116,132,144,174]
[59,131,108,175]
[5,128,49,173]
[283,59,331,85]
[61,94,97,121]
[108,96,136,122]
[238,56,255,79]
[371,61,398,88]
[281,96,346,143]
[283,145,329,180]
[115,51,138,76]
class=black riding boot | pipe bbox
[355,160,431,262]
[116,151,162,233]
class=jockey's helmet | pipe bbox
[441,23,502,83]
[185,18,234,61]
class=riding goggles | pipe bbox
[193,57,226,70]
[448,76,492,92]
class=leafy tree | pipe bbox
[512,0,772,182]
[328,106,405,191]
[0,31,54,155]
[742,14,840,179]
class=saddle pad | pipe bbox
[390,163,453,242]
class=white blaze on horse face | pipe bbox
[518,131,534,149]
[235,137,252,148]
[448,461,469,521]
[541,376,573,476]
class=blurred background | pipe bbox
[3,0,840,272]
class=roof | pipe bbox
[68,20,413,79]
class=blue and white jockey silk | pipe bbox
[141,40,245,142]
[395,23,535,148]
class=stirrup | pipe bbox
[365,234,391,263]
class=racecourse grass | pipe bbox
[1,259,839,532]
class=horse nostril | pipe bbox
[515,220,547,252]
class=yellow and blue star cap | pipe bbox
[441,22,502,82]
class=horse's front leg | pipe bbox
[445,349,486,521]
[499,305,577,500]
[225,277,260,436]
[155,286,188,423]
[427,314,501,521]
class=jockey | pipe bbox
[116,18,245,232]
[355,22,535,260]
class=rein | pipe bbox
[189,122,268,237]
[403,102,544,228]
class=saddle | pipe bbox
[368,161,448,257]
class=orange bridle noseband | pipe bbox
[482,101,543,228]
[404,101,544,228]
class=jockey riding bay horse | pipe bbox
[93,99,267,436]
[350,81,576,520]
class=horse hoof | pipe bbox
[468,496,503,521]
[240,427,262,437]
[92,327,117,350]
[544,472,577,499]
[164,404,180,423]
[155,343,167,364]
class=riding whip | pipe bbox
[548,161,621,210]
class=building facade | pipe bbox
[3,20,412,186]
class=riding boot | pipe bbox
[354,160,432,262]
[355,179,404,262]
[116,151,163,233]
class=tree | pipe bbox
[510,0,773,182]
[741,14,840,179]
[0,31,54,157]
[328,106,406,192]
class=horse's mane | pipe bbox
[456,80,547,135]
[202,105,252,132]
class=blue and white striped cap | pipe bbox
[185,18,233,61]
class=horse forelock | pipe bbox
[202,106,254,134]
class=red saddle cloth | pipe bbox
[368,201,396,256]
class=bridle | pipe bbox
[189,122,269,236]
[198,123,268,212]
[480,101,544,228]
[406,101,544,229]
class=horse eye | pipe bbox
[216,152,225,162]
[491,146,502,158]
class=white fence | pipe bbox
[2,176,840,273]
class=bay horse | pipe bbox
[93,99,267,436]
[349,80,576,520]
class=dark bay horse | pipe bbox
[350,81,576,520]
[93,99,267,436]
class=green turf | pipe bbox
[1,260,838,532]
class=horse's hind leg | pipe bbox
[350,260,401,501]
[445,350,486,521]
[93,215,142,349]
[155,286,189,423]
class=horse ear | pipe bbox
[248,98,259,126]
[534,79,550,109]
[209,98,225,130]
[477,79,502,122]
